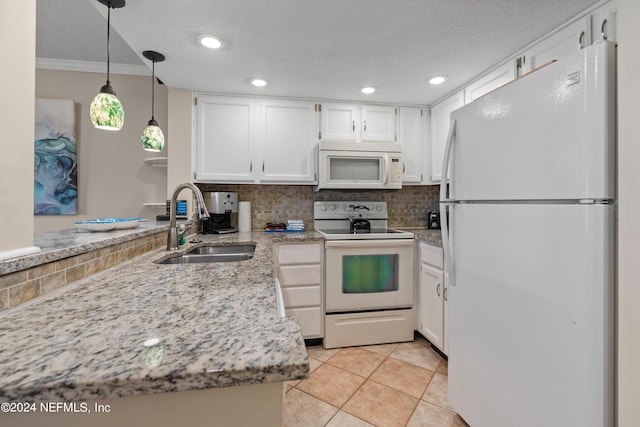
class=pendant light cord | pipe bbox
[106,5,111,85]
[151,60,155,120]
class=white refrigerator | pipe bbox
[440,41,616,427]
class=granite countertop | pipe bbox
[0,230,321,402]
[401,228,443,247]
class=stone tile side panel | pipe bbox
[0,232,167,311]
[196,184,441,230]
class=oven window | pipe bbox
[342,254,398,293]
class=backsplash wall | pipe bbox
[196,184,440,230]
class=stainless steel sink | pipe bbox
[186,245,255,255]
[157,244,255,264]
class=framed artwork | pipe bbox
[34,98,77,215]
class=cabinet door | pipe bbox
[195,96,256,182]
[464,61,516,104]
[319,103,360,141]
[259,100,317,183]
[361,105,397,142]
[398,107,423,183]
[418,262,445,351]
[591,1,616,43]
[521,17,591,74]
[430,91,464,182]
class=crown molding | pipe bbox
[36,58,149,76]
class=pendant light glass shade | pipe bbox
[141,50,166,152]
[91,0,125,131]
[90,87,124,130]
[142,120,165,152]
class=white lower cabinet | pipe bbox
[417,241,448,354]
[274,242,323,339]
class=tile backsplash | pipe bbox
[196,184,440,230]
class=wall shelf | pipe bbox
[143,157,168,167]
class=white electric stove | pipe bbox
[314,201,415,349]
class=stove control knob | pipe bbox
[376,205,383,211]
[329,204,337,211]
[320,205,328,211]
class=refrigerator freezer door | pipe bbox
[448,41,616,201]
[448,203,614,427]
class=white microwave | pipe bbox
[316,141,403,190]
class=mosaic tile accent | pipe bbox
[197,184,441,230]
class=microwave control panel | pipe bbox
[389,158,403,182]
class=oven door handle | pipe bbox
[325,240,414,248]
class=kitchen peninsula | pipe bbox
[0,224,315,427]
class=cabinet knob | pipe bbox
[444,286,448,302]
[578,31,585,49]
[352,121,355,132]
[363,120,367,132]
[436,283,441,297]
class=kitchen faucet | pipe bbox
[167,183,210,250]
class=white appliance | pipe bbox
[314,201,414,349]
[316,141,403,190]
[440,41,616,427]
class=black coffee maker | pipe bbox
[201,192,239,234]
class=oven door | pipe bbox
[325,239,414,313]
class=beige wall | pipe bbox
[34,69,169,232]
[166,88,195,207]
[0,0,36,254]
[616,0,640,425]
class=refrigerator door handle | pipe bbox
[440,119,456,286]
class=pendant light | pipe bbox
[89,0,125,131]
[141,50,166,152]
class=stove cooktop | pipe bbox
[316,228,414,240]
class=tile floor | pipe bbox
[283,335,469,427]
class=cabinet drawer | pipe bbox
[420,242,444,269]
[285,307,323,338]
[277,243,322,265]
[282,285,321,307]
[278,265,321,287]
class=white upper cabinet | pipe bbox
[398,107,423,183]
[259,99,318,183]
[430,91,464,183]
[319,103,360,141]
[520,17,591,75]
[361,105,397,142]
[319,103,397,143]
[195,96,256,183]
[464,61,517,104]
[194,95,318,184]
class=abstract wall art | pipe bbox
[34,98,77,215]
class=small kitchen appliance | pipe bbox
[201,192,238,234]
[316,141,404,191]
[427,211,440,229]
[314,201,414,349]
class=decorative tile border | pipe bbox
[0,232,166,311]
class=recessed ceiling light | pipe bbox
[199,35,224,49]
[360,86,376,94]
[251,79,267,87]
[428,75,448,85]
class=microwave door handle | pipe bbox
[383,156,388,184]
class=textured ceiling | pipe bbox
[36,0,602,105]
